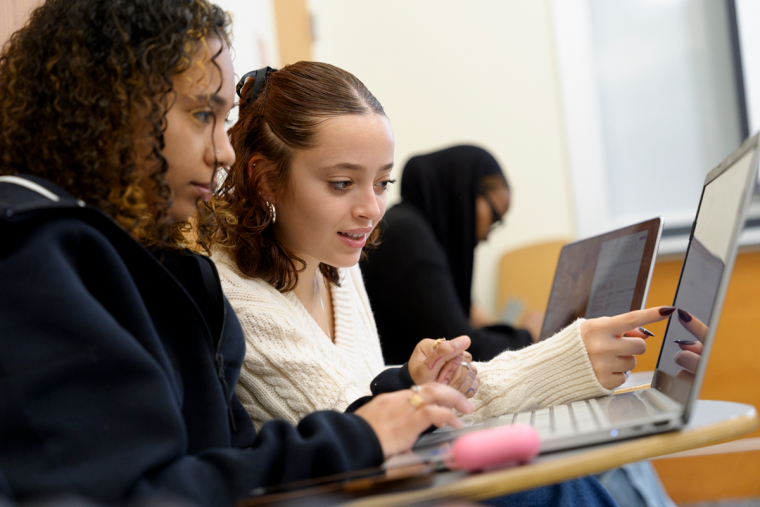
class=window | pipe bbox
[552,0,758,253]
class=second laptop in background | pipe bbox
[539,217,663,341]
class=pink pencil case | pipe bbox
[445,424,541,471]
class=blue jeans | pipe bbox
[595,462,676,507]
[483,476,617,507]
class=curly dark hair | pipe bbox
[198,61,386,292]
[0,0,231,245]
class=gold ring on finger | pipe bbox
[408,393,426,409]
[433,338,446,350]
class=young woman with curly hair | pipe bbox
[0,1,477,505]
[203,62,481,428]
[207,60,669,425]
[204,61,676,505]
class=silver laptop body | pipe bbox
[413,132,760,457]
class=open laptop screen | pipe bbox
[653,143,758,408]
[539,218,662,341]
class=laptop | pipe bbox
[405,132,760,461]
[539,217,663,341]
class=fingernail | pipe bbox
[639,327,655,337]
[677,309,692,322]
[466,401,475,412]
[660,306,676,316]
[441,380,449,385]
[451,336,468,349]
[674,339,697,345]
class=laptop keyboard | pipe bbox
[417,391,671,450]
[498,399,612,438]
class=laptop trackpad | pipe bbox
[596,392,662,424]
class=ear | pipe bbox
[247,156,276,204]
[246,155,263,180]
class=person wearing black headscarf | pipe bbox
[360,145,534,364]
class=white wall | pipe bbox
[309,0,575,315]
[215,0,279,124]
[737,0,760,136]
[554,0,744,247]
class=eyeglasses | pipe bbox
[480,192,505,232]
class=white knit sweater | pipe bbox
[214,251,611,429]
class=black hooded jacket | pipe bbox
[0,175,398,506]
[360,146,533,364]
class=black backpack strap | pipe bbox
[0,174,84,218]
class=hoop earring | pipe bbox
[266,200,276,223]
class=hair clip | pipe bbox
[235,66,277,103]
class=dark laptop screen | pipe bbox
[539,218,661,341]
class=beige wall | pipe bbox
[2,0,575,317]
[1,0,42,47]
[309,0,575,315]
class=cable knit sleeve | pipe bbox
[463,319,612,424]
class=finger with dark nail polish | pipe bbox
[674,340,697,345]
[677,309,692,322]
[639,327,655,337]
[659,306,676,316]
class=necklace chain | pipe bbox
[313,271,331,342]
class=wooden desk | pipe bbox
[344,400,757,507]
